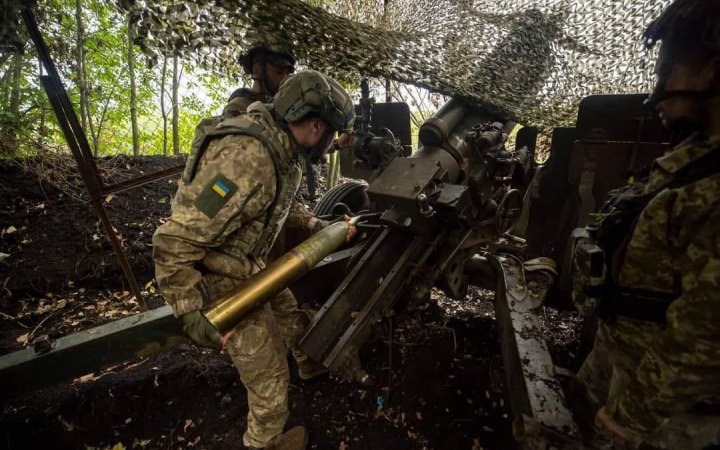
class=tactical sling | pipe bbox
[595,144,720,324]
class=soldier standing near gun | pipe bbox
[152,70,356,450]
[573,0,720,448]
[186,36,344,384]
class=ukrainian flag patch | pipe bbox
[212,180,231,197]
[193,173,238,219]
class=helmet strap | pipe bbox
[283,124,318,201]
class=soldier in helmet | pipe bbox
[182,34,346,385]
[152,70,356,450]
[573,0,720,448]
[223,34,297,119]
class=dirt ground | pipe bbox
[0,157,582,450]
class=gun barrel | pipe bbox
[418,99,467,147]
[203,221,352,334]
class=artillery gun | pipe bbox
[298,87,671,449]
[303,91,533,377]
[297,85,578,448]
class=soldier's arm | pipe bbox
[606,209,720,436]
[152,135,276,316]
[285,201,315,230]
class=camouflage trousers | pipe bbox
[576,322,720,449]
[226,288,310,448]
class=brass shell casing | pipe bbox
[203,220,351,334]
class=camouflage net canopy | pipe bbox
[20,0,671,129]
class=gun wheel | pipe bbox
[313,181,370,217]
[495,189,523,235]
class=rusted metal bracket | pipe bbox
[21,7,187,309]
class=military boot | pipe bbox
[263,425,308,450]
[293,351,328,380]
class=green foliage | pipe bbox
[0,0,238,158]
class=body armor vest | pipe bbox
[185,110,302,263]
[587,145,720,323]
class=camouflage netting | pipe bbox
[8,0,671,129]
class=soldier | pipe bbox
[223,35,297,119]
[187,36,341,384]
[573,0,720,448]
[152,70,356,450]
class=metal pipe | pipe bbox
[203,219,356,334]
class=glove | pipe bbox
[180,311,222,349]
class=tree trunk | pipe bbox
[75,0,87,131]
[2,54,22,156]
[172,55,180,155]
[1,67,10,105]
[39,56,45,145]
[128,20,140,156]
[160,56,168,156]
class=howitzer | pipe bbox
[301,91,579,448]
[303,96,530,376]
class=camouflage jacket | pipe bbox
[152,102,313,316]
[604,133,720,435]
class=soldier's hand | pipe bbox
[341,215,357,242]
[181,311,222,349]
[309,215,356,241]
[333,131,357,151]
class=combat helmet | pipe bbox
[643,0,720,106]
[273,70,355,133]
[240,31,296,75]
[644,0,720,53]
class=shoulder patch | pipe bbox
[193,173,239,218]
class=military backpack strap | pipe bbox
[247,129,287,260]
[214,119,288,260]
[183,116,224,183]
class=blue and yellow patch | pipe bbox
[193,173,238,219]
[212,180,231,197]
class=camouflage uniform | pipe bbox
[578,133,720,448]
[223,89,268,119]
[152,101,313,448]
[220,88,318,355]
